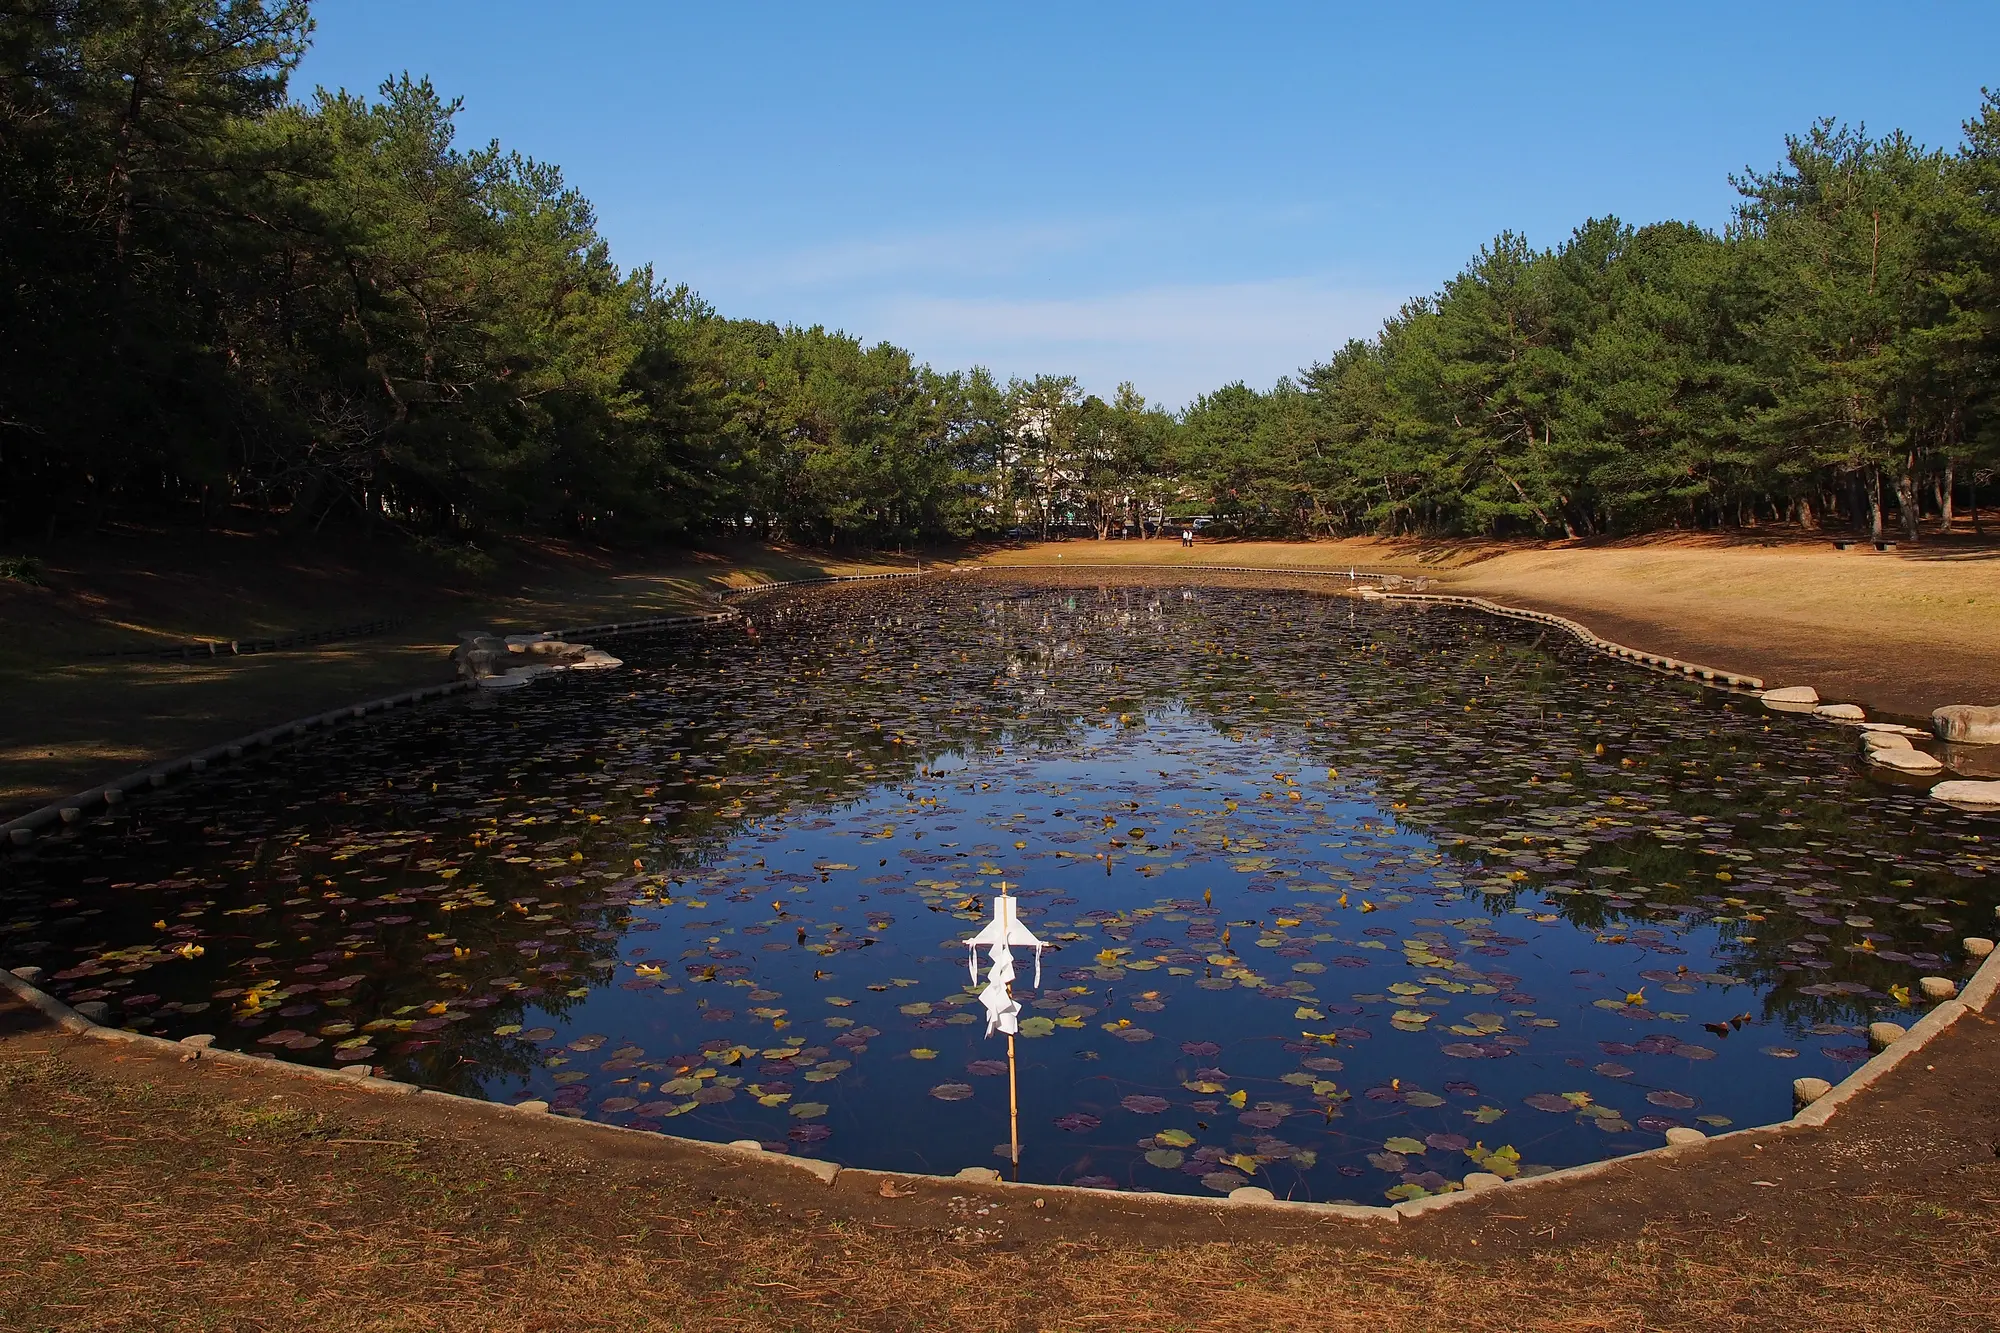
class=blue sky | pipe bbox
[296,2,2000,408]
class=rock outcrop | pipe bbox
[1933,704,2000,745]
[453,630,622,689]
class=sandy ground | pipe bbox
[976,535,2000,719]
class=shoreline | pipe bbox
[5,562,1998,1329]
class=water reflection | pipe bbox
[2,578,1991,1201]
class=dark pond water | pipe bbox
[4,577,1993,1202]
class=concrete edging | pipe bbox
[3,682,477,848]
[973,561,1400,583]
[6,561,1994,1224]
[8,939,1992,1223]
[2,570,929,850]
[1368,590,1766,691]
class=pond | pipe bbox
[4,576,1993,1203]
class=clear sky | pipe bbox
[295,1,2000,409]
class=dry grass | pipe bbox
[2,1054,1990,1333]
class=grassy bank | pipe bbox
[0,532,919,818]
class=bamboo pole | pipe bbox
[1007,1031,1020,1167]
[1002,893,1021,1168]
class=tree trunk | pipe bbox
[1866,472,1884,541]
[1936,459,1955,533]
[1894,459,1920,543]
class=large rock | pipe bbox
[1814,703,1866,721]
[1932,779,2000,809]
[1868,746,1943,774]
[1792,1077,1832,1107]
[1933,704,2000,745]
[1762,685,1819,705]
[451,631,511,681]
[518,639,589,662]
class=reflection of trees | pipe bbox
[9,578,1989,1074]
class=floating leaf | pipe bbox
[929,1083,974,1101]
[1120,1095,1170,1114]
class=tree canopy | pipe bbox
[4,3,1997,546]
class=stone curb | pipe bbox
[16,942,1990,1224]
[719,569,930,600]
[1369,591,1766,691]
[3,682,476,849]
[2,571,929,851]
[0,965,95,1033]
[968,563,1398,583]
[7,566,1994,1223]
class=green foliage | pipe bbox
[2,6,1995,545]
[0,553,45,584]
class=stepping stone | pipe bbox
[1869,747,1943,774]
[1932,780,2000,809]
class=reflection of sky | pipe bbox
[479,710,1841,1194]
[6,581,1992,1202]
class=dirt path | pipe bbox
[975,535,2000,719]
